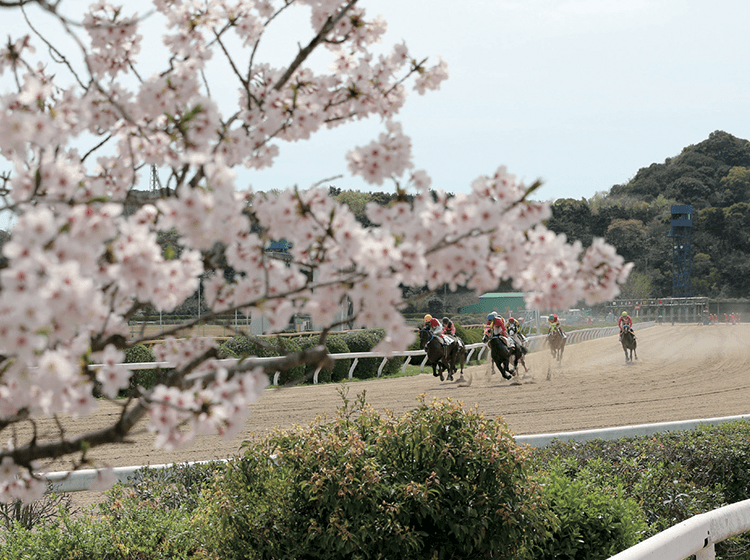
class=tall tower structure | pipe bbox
[668,204,693,297]
[149,164,162,192]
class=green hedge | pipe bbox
[217,330,399,384]
[0,462,225,560]
[341,329,401,379]
[529,420,750,557]
[535,461,647,559]
[93,344,159,398]
[217,334,305,385]
[124,344,158,393]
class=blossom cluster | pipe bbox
[0,0,631,502]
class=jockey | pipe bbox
[547,313,566,338]
[490,313,514,348]
[424,314,443,336]
[442,317,456,335]
[484,312,497,338]
[618,311,633,340]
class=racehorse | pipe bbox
[546,329,566,364]
[482,333,516,380]
[621,324,637,362]
[419,327,465,382]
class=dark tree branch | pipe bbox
[272,0,358,92]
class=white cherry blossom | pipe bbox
[0,0,631,502]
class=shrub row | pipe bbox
[0,462,225,560]
[217,329,402,385]
[528,420,750,557]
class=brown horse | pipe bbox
[621,324,637,362]
[546,329,566,364]
[482,333,517,380]
[419,327,465,382]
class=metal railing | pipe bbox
[107,322,654,385]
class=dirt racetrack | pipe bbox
[33,322,750,469]
[25,323,750,509]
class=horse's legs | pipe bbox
[519,352,528,373]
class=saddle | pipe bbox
[491,334,514,349]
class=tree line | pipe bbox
[329,130,750,302]
[546,130,750,299]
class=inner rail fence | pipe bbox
[107,321,655,386]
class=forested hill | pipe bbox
[545,130,750,299]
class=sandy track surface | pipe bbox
[32,323,750,471]
[24,324,750,509]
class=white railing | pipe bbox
[608,499,750,560]
[105,322,654,385]
[46,412,750,494]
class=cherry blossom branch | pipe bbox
[3,399,148,469]
[20,3,87,89]
[272,0,359,91]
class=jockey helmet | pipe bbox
[622,311,628,316]
[508,317,517,324]
[424,314,432,323]
[549,313,558,322]
[442,317,449,325]
[486,313,495,322]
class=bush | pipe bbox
[341,329,401,379]
[217,335,306,386]
[0,484,72,532]
[118,461,226,513]
[124,344,158,393]
[534,461,647,559]
[0,461,224,560]
[205,393,556,560]
[218,334,276,360]
[323,335,351,383]
[528,422,750,557]
[455,322,483,344]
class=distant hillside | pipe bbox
[546,130,750,299]
[610,130,750,209]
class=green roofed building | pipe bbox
[459,293,527,316]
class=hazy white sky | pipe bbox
[5,0,750,203]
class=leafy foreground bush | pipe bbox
[202,391,558,560]
[7,414,750,559]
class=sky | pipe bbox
[248,0,750,203]
[4,0,750,203]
